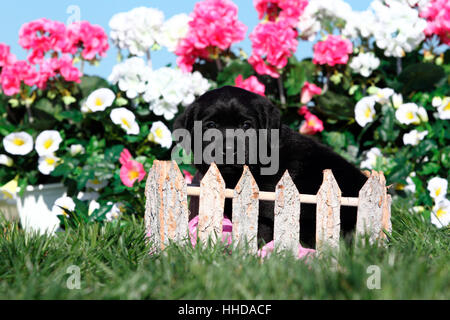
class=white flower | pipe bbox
[70,144,85,156]
[3,132,33,155]
[404,172,416,193]
[84,88,115,113]
[158,14,191,52]
[392,93,403,109]
[354,96,377,127]
[52,196,76,217]
[149,121,172,149]
[432,96,450,120]
[0,154,13,167]
[77,191,100,201]
[0,178,18,201]
[38,154,59,175]
[35,130,62,156]
[349,52,380,77]
[374,88,395,105]
[108,57,151,99]
[427,177,448,201]
[360,147,383,170]
[143,67,211,120]
[395,103,421,125]
[431,199,450,228]
[109,7,165,57]
[88,200,100,216]
[110,108,140,135]
[105,202,126,221]
[370,0,427,57]
[86,178,108,191]
[403,129,428,146]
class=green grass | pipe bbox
[0,199,449,299]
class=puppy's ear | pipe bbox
[173,102,198,131]
[258,98,281,130]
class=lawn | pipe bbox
[0,198,448,299]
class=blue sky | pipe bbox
[0,0,372,78]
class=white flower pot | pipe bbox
[0,183,67,235]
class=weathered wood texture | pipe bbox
[144,160,189,251]
[198,162,225,245]
[145,161,392,254]
[273,171,301,256]
[315,169,341,253]
[232,166,259,253]
[356,170,389,244]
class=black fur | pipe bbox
[173,86,367,248]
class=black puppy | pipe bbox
[173,86,367,248]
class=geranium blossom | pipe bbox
[119,148,146,188]
[158,14,191,52]
[108,57,150,99]
[35,130,62,156]
[175,0,247,72]
[2,132,34,155]
[65,21,109,60]
[234,75,265,96]
[300,81,322,104]
[0,60,39,95]
[298,106,324,135]
[0,43,16,67]
[313,35,353,67]
[349,52,380,77]
[109,7,165,57]
[254,0,308,27]
[420,0,450,45]
[249,20,298,78]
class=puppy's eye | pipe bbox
[242,121,252,130]
[205,121,217,129]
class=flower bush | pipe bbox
[0,0,449,231]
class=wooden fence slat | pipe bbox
[161,161,189,244]
[198,162,225,245]
[144,160,166,251]
[232,166,259,253]
[356,170,387,244]
[316,169,341,253]
[273,170,300,256]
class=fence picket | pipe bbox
[273,170,300,256]
[356,170,387,244]
[232,166,259,253]
[316,169,341,253]
[198,162,225,245]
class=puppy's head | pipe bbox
[173,86,281,185]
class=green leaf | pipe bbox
[315,91,354,120]
[79,76,110,97]
[398,63,445,93]
[216,60,254,86]
[105,145,125,162]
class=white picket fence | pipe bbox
[144,160,392,255]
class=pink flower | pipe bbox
[254,0,308,27]
[65,21,109,60]
[257,240,316,259]
[175,0,247,72]
[183,170,194,184]
[57,55,82,83]
[234,74,266,96]
[298,106,324,135]
[300,81,322,104]
[0,60,38,96]
[420,0,450,45]
[313,35,353,67]
[188,215,232,247]
[19,18,67,64]
[37,55,82,89]
[119,148,146,187]
[249,20,298,78]
[0,43,16,68]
